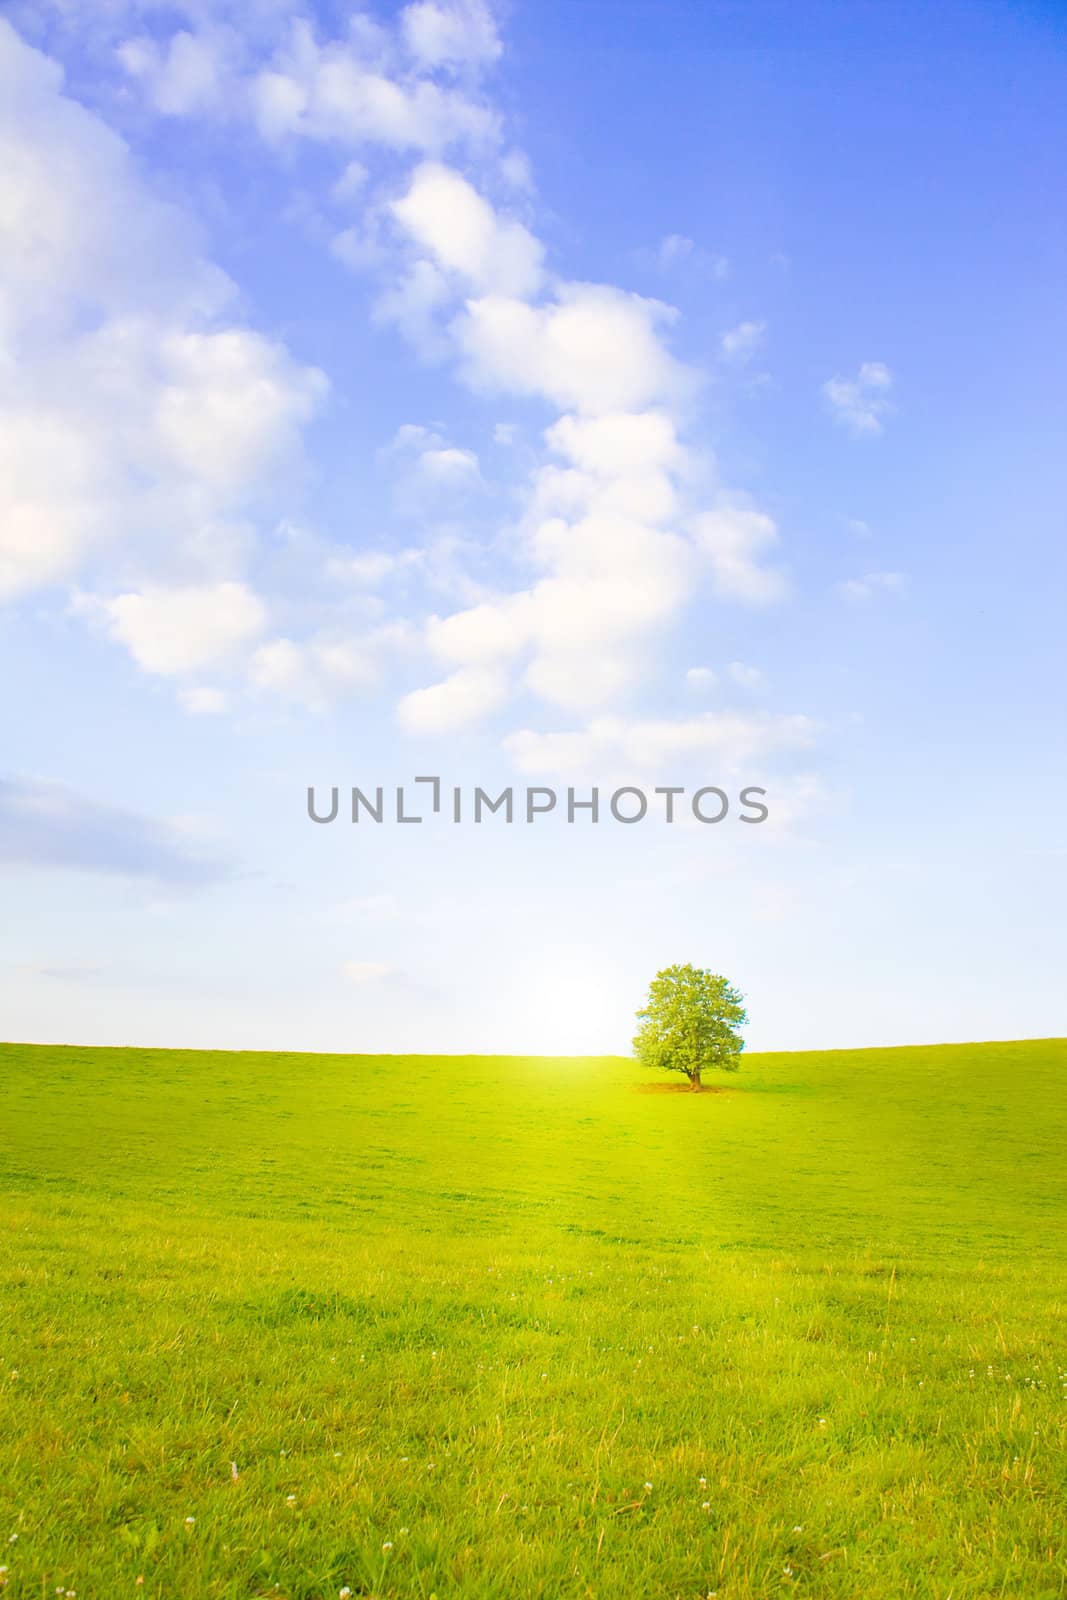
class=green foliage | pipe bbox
[633,962,748,1082]
[0,1037,1065,1599]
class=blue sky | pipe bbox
[1,0,1064,1055]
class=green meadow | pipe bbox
[1,1038,1064,1600]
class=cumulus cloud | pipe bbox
[400,0,502,69]
[81,582,268,676]
[16,4,803,747]
[405,407,702,723]
[390,162,543,297]
[384,420,483,511]
[823,361,894,435]
[0,775,235,885]
[250,17,499,150]
[371,171,783,730]
[397,664,508,732]
[454,283,687,416]
[308,77,787,734]
[0,21,326,609]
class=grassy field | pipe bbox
[0,1038,1064,1600]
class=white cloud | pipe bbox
[418,445,481,482]
[400,0,502,70]
[836,570,907,603]
[397,664,508,732]
[0,22,325,604]
[823,361,894,435]
[331,158,368,201]
[454,283,687,416]
[499,149,533,191]
[250,19,499,151]
[326,550,408,586]
[153,329,326,491]
[320,115,786,729]
[180,686,228,715]
[545,408,683,480]
[653,234,729,279]
[427,598,527,664]
[686,666,717,691]
[88,582,268,676]
[249,624,409,709]
[390,162,543,297]
[504,710,818,780]
[60,7,800,742]
[720,319,766,362]
[692,503,786,605]
[117,27,237,116]
[0,23,227,333]
[728,660,766,690]
[385,421,483,509]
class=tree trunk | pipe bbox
[690,1069,702,1091]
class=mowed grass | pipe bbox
[0,1039,1065,1600]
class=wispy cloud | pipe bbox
[646,234,729,279]
[822,361,894,435]
[0,776,236,885]
[836,570,907,603]
[720,320,766,362]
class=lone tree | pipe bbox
[633,964,747,1090]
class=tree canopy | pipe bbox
[633,964,747,1088]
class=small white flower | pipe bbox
[702,1501,711,1511]
[339,1588,352,1598]
[286,1495,296,1505]
[184,1516,195,1526]
[644,1481,653,1491]
[793,1524,803,1531]
[382,1541,393,1551]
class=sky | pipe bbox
[1,0,1065,1056]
